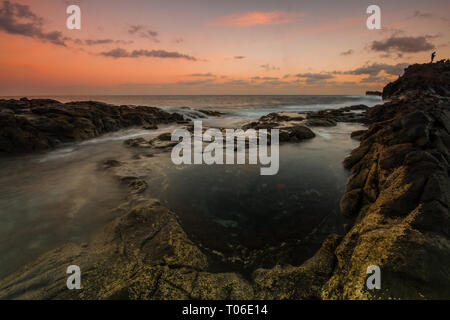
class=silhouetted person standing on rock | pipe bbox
[431,51,436,63]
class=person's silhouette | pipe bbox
[431,51,436,63]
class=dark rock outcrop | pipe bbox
[0,98,183,155]
[242,112,315,142]
[306,105,369,124]
[350,130,367,141]
[124,132,178,150]
[323,61,450,299]
[382,59,450,99]
[278,125,316,142]
[305,119,337,127]
[242,112,304,131]
[259,112,304,122]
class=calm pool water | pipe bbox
[143,123,363,272]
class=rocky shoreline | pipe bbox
[0,98,185,155]
[0,61,449,299]
[323,60,450,299]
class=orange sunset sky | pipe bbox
[0,0,449,95]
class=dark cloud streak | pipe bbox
[128,24,160,43]
[72,39,133,46]
[340,49,354,56]
[370,35,436,53]
[100,48,197,61]
[0,1,133,48]
[260,64,279,71]
[0,0,66,45]
[296,73,334,84]
[336,62,409,77]
[188,73,215,77]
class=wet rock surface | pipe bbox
[350,129,367,141]
[253,234,342,299]
[305,104,369,124]
[0,98,184,155]
[0,199,253,299]
[243,106,369,134]
[278,125,316,142]
[242,112,315,142]
[305,118,337,127]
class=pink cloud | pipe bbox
[210,10,305,27]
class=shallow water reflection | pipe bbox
[144,123,363,272]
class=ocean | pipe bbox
[2,94,382,118]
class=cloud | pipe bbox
[188,73,215,77]
[296,73,334,84]
[83,39,115,45]
[0,0,66,45]
[128,24,160,43]
[211,10,305,27]
[224,79,250,86]
[359,75,392,83]
[234,55,246,59]
[407,10,449,23]
[260,80,289,86]
[379,52,404,59]
[340,49,354,56]
[260,64,280,71]
[370,35,436,53]
[128,25,142,34]
[177,78,215,85]
[251,76,279,81]
[0,1,136,48]
[337,62,409,77]
[72,39,133,46]
[410,10,433,19]
[173,37,183,44]
[100,48,197,61]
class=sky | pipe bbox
[0,0,449,95]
